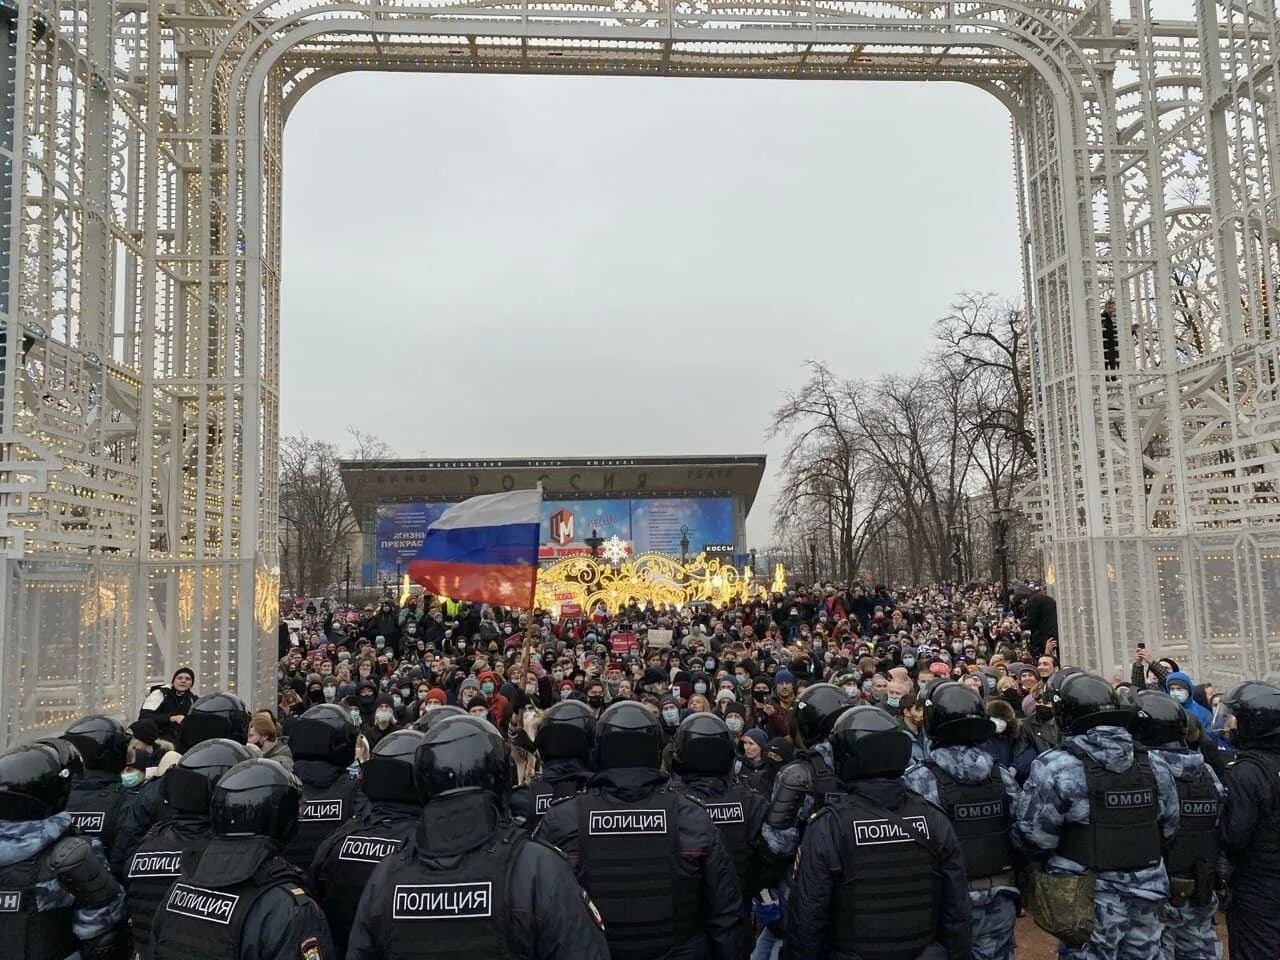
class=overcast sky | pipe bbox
[280,72,1020,548]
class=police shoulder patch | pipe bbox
[299,936,322,960]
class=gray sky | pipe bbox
[280,72,1020,548]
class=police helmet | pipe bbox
[1131,690,1187,748]
[362,728,426,806]
[594,701,663,770]
[178,693,250,751]
[34,738,85,782]
[0,742,76,820]
[534,699,596,763]
[210,758,300,843]
[412,704,466,732]
[163,738,253,815]
[672,713,734,777]
[1044,666,1084,700]
[1053,673,1131,735]
[414,715,511,802]
[923,681,995,746]
[829,705,912,782]
[290,702,357,765]
[792,683,854,747]
[63,715,130,773]
[1224,681,1280,745]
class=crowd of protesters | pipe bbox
[4,573,1269,960]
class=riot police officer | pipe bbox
[904,681,1019,960]
[1131,689,1224,960]
[123,738,252,957]
[536,700,741,960]
[0,740,130,960]
[1014,672,1178,960]
[116,692,252,870]
[671,713,772,911]
[509,698,594,827]
[347,715,609,960]
[1219,681,1280,960]
[411,704,464,731]
[788,705,972,960]
[310,729,425,956]
[284,703,364,871]
[762,682,853,856]
[62,715,131,869]
[150,758,335,960]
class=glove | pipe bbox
[752,888,782,926]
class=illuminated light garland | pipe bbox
[534,552,770,615]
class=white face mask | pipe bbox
[1171,687,1190,704]
[991,717,1008,734]
[375,709,394,727]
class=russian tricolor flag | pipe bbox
[407,487,542,609]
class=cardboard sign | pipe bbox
[611,631,637,654]
[646,628,673,649]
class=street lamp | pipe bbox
[344,554,352,605]
[679,526,690,563]
[584,528,604,558]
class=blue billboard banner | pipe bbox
[374,503,451,581]
[630,498,735,556]
[540,499,631,560]
[374,496,738,575]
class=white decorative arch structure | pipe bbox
[2,0,1279,741]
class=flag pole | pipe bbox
[519,481,544,691]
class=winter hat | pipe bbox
[642,668,667,687]
[172,667,195,684]
[129,719,160,746]
[715,689,736,706]
[425,688,447,705]
[468,693,490,710]
[743,728,770,751]
[723,701,748,721]
[459,676,482,693]
[774,669,795,685]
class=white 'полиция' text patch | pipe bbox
[70,811,105,834]
[704,802,746,824]
[300,798,344,821]
[338,835,403,863]
[128,850,183,878]
[852,817,930,845]
[392,882,492,920]
[165,884,239,925]
[588,809,668,835]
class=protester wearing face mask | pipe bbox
[1021,691,1061,754]
[360,694,399,749]
[978,698,1036,784]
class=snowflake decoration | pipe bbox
[602,536,631,565]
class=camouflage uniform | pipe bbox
[1151,747,1225,960]
[1012,725,1179,960]
[905,745,1021,960]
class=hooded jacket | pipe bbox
[1166,671,1214,729]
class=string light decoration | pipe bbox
[601,536,630,565]
[534,552,769,615]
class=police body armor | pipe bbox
[925,762,1013,881]
[0,845,78,960]
[381,823,524,960]
[577,786,702,960]
[1167,764,1220,879]
[152,842,306,960]
[126,821,209,954]
[1057,743,1162,871]
[831,793,942,960]
[682,781,753,892]
[314,815,417,953]
[527,776,583,824]
[282,772,359,871]
[65,778,125,848]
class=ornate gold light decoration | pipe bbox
[534,552,769,615]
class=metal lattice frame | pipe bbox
[2,0,1279,743]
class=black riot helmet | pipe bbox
[1044,666,1084,700]
[35,738,85,782]
[1053,673,1130,735]
[924,681,995,746]
[1131,690,1188,748]
[290,703,357,765]
[210,758,301,844]
[535,699,596,763]
[673,713,735,777]
[0,742,75,820]
[412,704,465,733]
[594,700,663,770]
[829,706,912,782]
[1224,681,1280,746]
[362,729,426,806]
[792,683,854,747]
[163,738,254,815]
[64,715,129,773]
[414,715,511,803]
[179,693,250,751]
